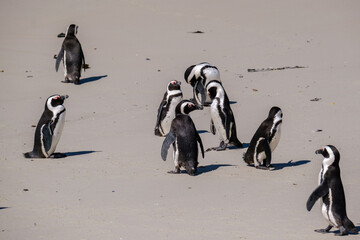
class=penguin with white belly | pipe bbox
[306,145,358,236]
[24,95,69,158]
[184,62,220,107]
[161,100,204,176]
[206,80,243,151]
[154,80,183,136]
[56,24,85,85]
[243,107,282,170]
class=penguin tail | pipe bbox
[343,217,358,234]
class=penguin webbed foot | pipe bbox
[206,142,227,152]
[315,225,332,234]
[334,226,348,236]
[51,152,67,158]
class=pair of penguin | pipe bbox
[24,24,83,158]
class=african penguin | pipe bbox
[184,62,221,107]
[55,24,85,85]
[206,80,242,151]
[154,80,183,136]
[24,95,69,158]
[243,106,282,170]
[306,145,358,236]
[161,100,204,176]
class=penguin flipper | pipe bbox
[210,119,216,135]
[41,123,53,154]
[161,129,176,161]
[196,131,205,158]
[55,46,64,72]
[194,80,206,106]
[263,139,272,167]
[155,100,167,135]
[306,180,329,211]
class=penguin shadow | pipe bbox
[197,164,234,175]
[0,207,9,210]
[80,75,108,85]
[271,160,311,171]
[331,226,360,235]
[229,101,237,105]
[228,142,250,150]
[63,150,100,157]
[197,130,209,134]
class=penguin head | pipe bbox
[46,94,69,112]
[315,145,340,167]
[268,106,283,120]
[167,80,181,92]
[184,62,210,87]
[206,80,223,100]
[175,100,201,115]
[66,24,78,37]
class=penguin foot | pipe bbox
[167,170,180,174]
[335,226,348,236]
[206,146,226,152]
[315,225,332,233]
[61,80,71,83]
[51,152,67,158]
[255,165,271,170]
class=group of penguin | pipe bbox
[154,62,358,236]
[21,24,357,236]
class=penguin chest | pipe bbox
[270,124,281,151]
[48,111,66,155]
[162,96,181,134]
[210,101,227,141]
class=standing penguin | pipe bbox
[161,100,204,176]
[206,80,242,151]
[154,80,183,136]
[184,62,220,107]
[306,145,358,236]
[243,107,283,170]
[24,95,69,158]
[55,24,85,85]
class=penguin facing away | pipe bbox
[154,80,183,137]
[24,95,69,158]
[161,100,204,176]
[306,145,358,236]
[184,62,220,107]
[206,80,242,151]
[243,106,282,170]
[55,24,85,85]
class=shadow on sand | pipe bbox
[64,151,100,157]
[197,164,234,175]
[197,130,209,134]
[0,207,9,210]
[80,75,108,85]
[271,160,311,171]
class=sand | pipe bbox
[0,0,359,239]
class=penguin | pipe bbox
[243,107,282,170]
[206,80,242,151]
[306,145,358,236]
[184,62,221,107]
[24,95,69,158]
[161,100,204,176]
[55,24,85,85]
[154,80,183,137]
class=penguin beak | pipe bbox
[60,95,69,100]
[315,148,323,155]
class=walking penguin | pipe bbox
[161,100,204,175]
[306,145,358,236]
[55,24,85,85]
[24,95,69,158]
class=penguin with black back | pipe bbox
[206,80,243,151]
[154,80,183,136]
[161,100,204,175]
[243,106,282,170]
[184,62,220,108]
[56,24,85,85]
[24,95,69,158]
[306,145,358,236]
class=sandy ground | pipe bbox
[1,0,360,239]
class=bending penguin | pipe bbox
[161,100,204,176]
[243,106,282,169]
[154,80,183,136]
[24,95,69,158]
[306,145,358,236]
[206,80,243,151]
[56,24,85,85]
[184,62,220,107]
